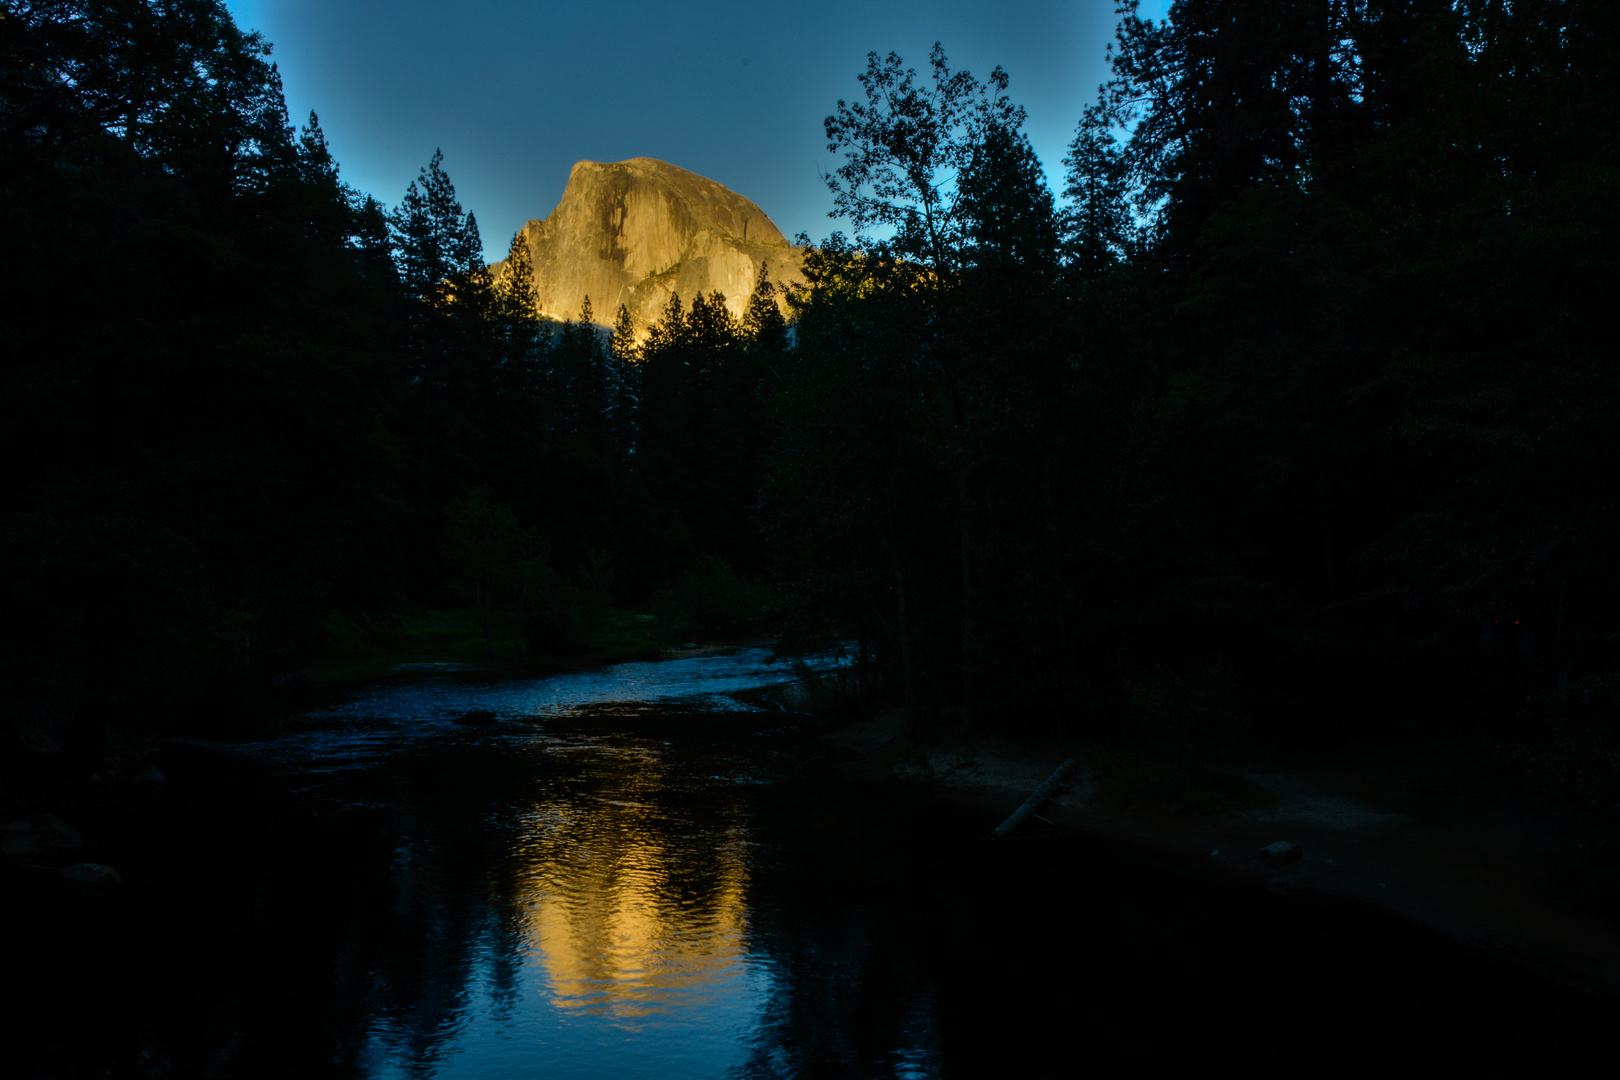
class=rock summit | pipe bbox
[491,158,806,338]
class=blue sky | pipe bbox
[224,1,1170,262]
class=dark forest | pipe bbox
[6,2,1620,1073]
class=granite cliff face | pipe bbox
[491,158,805,336]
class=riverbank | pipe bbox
[4,633,786,894]
[19,651,1608,1079]
[15,642,1619,1009]
[308,609,670,686]
[805,705,1620,1000]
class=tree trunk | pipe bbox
[1313,446,1337,602]
[1556,577,1572,690]
[993,760,1078,838]
[958,464,976,732]
[884,487,920,730]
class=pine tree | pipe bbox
[296,111,340,187]
[389,149,498,400]
[391,149,482,307]
[636,294,696,572]
[642,293,686,356]
[1062,102,1130,278]
[352,195,397,289]
[458,212,493,318]
[0,0,411,723]
[608,303,641,453]
[500,232,537,319]
[576,296,611,446]
[495,232,541,398]
[742,264,787,355]
[1105,0,1360,244]
[959,120,1060,275]
[610,303,640,365]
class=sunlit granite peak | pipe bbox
[491,157,806,337]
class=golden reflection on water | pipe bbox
[512,743,753,1019]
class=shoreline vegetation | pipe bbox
[0,600,761,889]
[772,667,1620,1001]
[311,608,670,686]
[5,632,1618,1013]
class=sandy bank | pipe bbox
[812,706,1620,999]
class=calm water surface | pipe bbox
[13,649,1610,1078]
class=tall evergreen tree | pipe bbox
[1105,0,1359,243]
[1,0,405,726]
[1061,102,1130,278]
[820,45,1060,726]
[607,303,641,455]
[610,304,640,365]
[295,110,339,187]
[391,149,484,309]
[959,121,1060,275]
[742,266,788,357]
[389,148,496,399]
[499,232,537,319]
[496,232,543,402]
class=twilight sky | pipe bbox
[224,1,1169,264]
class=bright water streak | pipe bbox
[317,648,824,722]
[225,647,845,1079]
[229,647,835,781]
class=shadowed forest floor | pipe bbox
[811,706,1620,999]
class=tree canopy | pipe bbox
[4,0,1615,766]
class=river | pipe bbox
[10,648,1608,1077]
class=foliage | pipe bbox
[1510,676,1620,812]
[653,555,772,639]
[520,548,616,653]
[391,149,486,311]
[443,488,529,655]
[636,285,777,588]
[1061,101,1131,276]
[1123,656,1249,756]
[6,0,1617,775]
[767,5,1620,746]
[1564,808,1620,922]
[823,42,1028,272]
[2,0,402,723]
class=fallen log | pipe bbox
[993,759,1077,839]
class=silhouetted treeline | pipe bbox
[3,0,403,715]
[0,0,774,730]
[5,0,1617,765]
[637,280,787,583]
[767,1,1620,751]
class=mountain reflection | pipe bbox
[509,742,753,1020]
[19,688,1597,1080]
